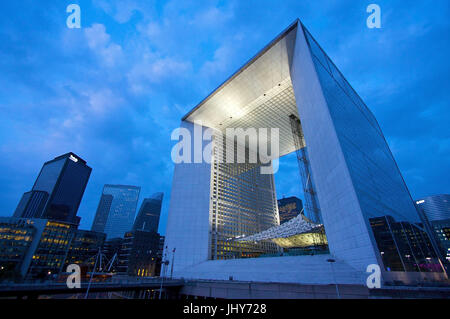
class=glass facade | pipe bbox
[1,218,105,280]
[210,134,279,260]
[29,153,92,223]
[302,24,443,273]
[133,192,163,233]
[118,230,160,277]
[32,157,65,196]
[430,220,450,262]
[13,190,49,219]
[416,195,450,264]
[102,237,124,273]
[0,218,38,280]
[27,220,76,278]
[64,230,105,269]
[91,194,113,233]
[92,185,141,239]
[416,194,450,222]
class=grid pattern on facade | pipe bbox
[209,132,279,260]
[185,32,293,127]
[302,25,444,272]
[184,27,301,158]
[28,221,75,277]
[215,83,301,157]
[100,185,141,239]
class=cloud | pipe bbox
[93,0,152,23]
[0,0,449,234]
[87,88,125,114]
[127,56,192,94]
[84,24,123,67]
[190,6,234,27]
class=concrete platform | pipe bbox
[175,254,366,285]
[179,280,369,299]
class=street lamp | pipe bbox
[327,258,340,299]
[170,248,176,279]
[158,260,169,299]
[159,246,170,300]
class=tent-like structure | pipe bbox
[233,213,327,248]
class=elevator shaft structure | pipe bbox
[289,115,321,224]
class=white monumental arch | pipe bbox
[163,20,448,285]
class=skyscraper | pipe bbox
[117,230,161,277]
[416,195,450,264]
[64,229,106,270]
[133,192,163,233]
[14,152,91,224]
[415,194,450,222]
[91,194,113,233]
[277,196,304,224]
[13,191,49,219]
[91,184,140,239]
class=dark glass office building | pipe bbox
[13,191,49,219]
[91,194,113,233]
[26,220,77,279]
[14,153,91,224]
[117,230,161,277]
[302,27,446,276]
[416,194,450,265]
[91,185,141,239]
[133,193,163,233]
[64,230,106,270]
[0,218,47,281]
[0,217,107,280]
[416,194,450,222]
[277,196,303,224]
[102,237,124,272]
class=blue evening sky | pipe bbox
[0,1,449,234]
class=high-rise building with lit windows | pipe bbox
[117,230,160,277]
[0,217,47,279]
[416,195,450,222]
[416,194,450,265]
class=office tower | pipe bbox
[277,196,304,224]
[91,185,140,239]
[416,195,450,222]
[64,230,106,270]
[14,152,91,224]
[369,216,441,272]
[13,191,49,219]
[0,218,78,279]
[117,230,160,277]
[102,237,124,272]
[26,220,77,278]
[0,217,107,280]
[91,194,113,233]
[133,193,164,233]
[163,20,446,284]
[0,218,47,280]
[416,194,450,263]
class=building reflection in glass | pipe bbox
[370,215,444,273]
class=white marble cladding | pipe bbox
[177,254,365,285]
[289,23,379,272]
[163,121,213,274]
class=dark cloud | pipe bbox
[0,1,448,234]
